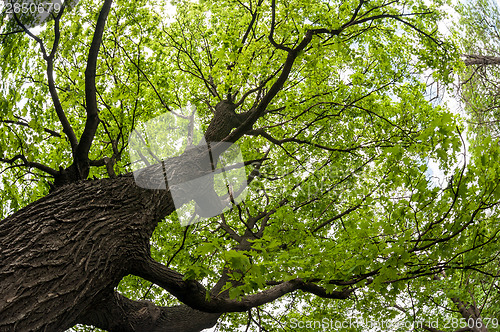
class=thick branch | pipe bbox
[225,9,439,143]
[78,291,221,332]
[0,154,58,176]
[134,256,352,313]
[47,53,79,152]
[464,54,500,66]
[451,298,489,332]
[76,0,113,177]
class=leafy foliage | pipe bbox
[1,0,499,331]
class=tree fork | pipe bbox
[0,99,255,331]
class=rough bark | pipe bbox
[0,97,355,331]
[464,54,500,66]
[451,298,489,332]
[0,5,371,327]
[0,175,171,331]
[78,292,221,332]
[0,100,244,332]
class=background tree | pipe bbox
[448,0,500,329]
[1,0,498,331]
[378,1,500,331]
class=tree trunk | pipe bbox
[0,169,227,332]
[0,176,158,331]
[452,298,489,332]
[0,100,247,331]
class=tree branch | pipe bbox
[464,54,500,66]
[78,291,221,332]
[75,0,113,177]
[0,120,61,138]
[13,9,79,152]
[268,0,292,52]
[224,7,440,143]
[0,154,58,176]
[133,256,352,313]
